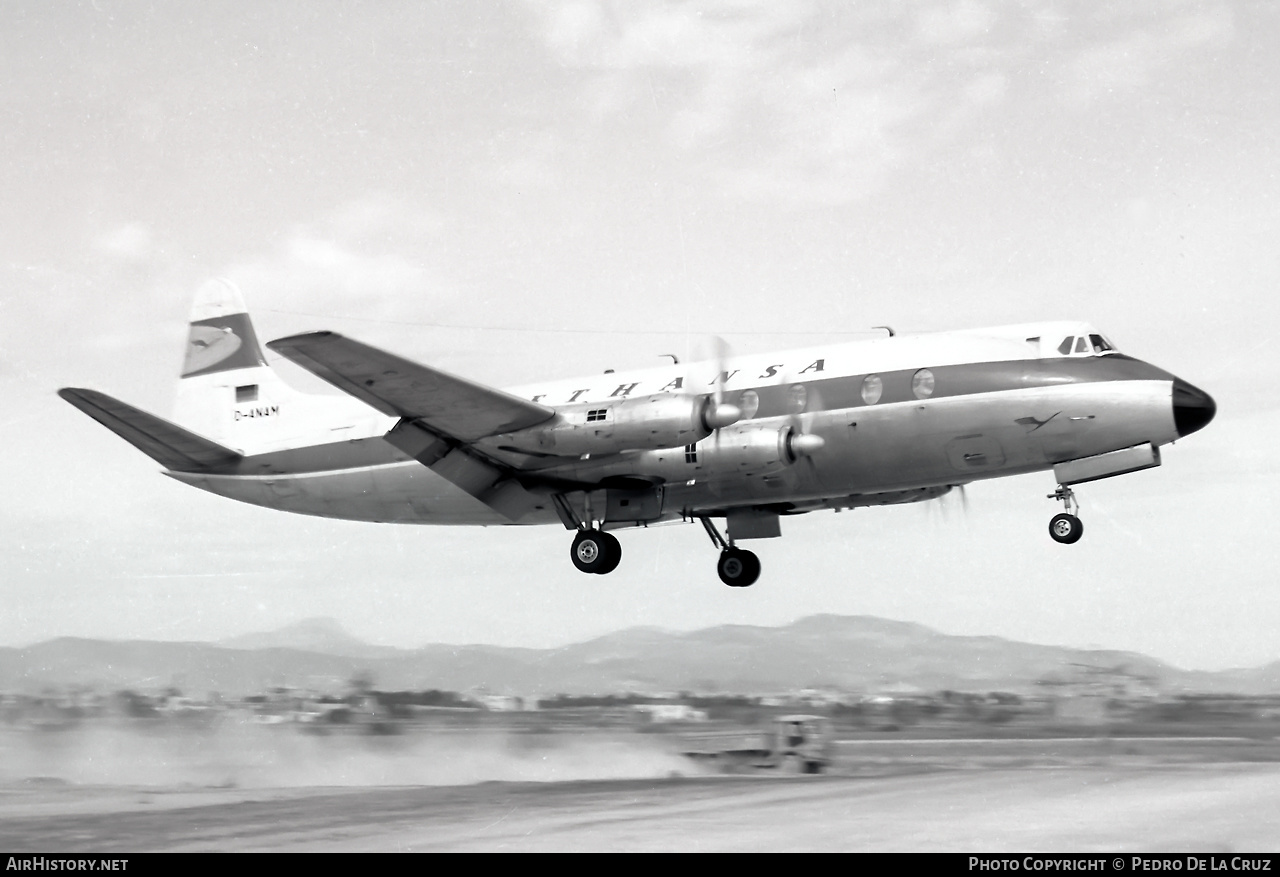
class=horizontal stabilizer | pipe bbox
[58,388,242,472]
[267,331,555,442]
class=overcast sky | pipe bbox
[2,1,1277,672]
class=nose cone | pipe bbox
[1172,378,1216,438]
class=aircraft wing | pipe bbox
[58,388,242,472]
[266,331,556,442]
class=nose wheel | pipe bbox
[1049,512,1084,544]
[1047,485,1084,544]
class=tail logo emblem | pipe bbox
[183,326,243,376]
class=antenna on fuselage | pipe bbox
[873,326,896,337]
[660,354,680,365]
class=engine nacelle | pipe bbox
[647,424,824,481]
[490,393,735,457]
[697,424,800,476]
[526,422,825,486]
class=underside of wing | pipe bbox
[266,331,556,442]
[58,388,242,472]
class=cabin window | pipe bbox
[788,384,808,413]
[911,368,935,399]
[738,390,760,420]
[236,384,258,403]
[586,409,609,423]
[861,374,883,405]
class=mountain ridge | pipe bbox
[1,615,1273,697]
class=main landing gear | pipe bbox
[570,528,622,575]
[556,493,623,575]
[698,516,761,587]
[1047,484,1084,544]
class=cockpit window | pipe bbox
[1057,333,1118,357]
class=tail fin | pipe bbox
[173,279,377,453]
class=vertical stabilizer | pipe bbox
[173,279,385,453]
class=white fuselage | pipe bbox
[166,321,1187,527]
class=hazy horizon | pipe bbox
[7,611,1276,676]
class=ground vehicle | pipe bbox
[682,714,834,774]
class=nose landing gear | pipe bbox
[1047,484,1084,544]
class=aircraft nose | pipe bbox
[1172,378,1216,438]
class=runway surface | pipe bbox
[2,725,1279,852]
[3,763,1279,852]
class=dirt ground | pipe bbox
[1,726,1278,852]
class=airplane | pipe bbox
[59,279,1216,587]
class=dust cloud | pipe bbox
[0,721,699,789]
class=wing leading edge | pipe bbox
[266,331,556,442]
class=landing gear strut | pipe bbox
[698,516,761,587]
[1047,484,1084,544]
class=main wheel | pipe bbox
[571,529,622,574]
[717,547,761,587]
[1049,513,1084,544]
[594,531,622,575]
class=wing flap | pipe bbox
[382,417,545,521]
[266,332,555,442]
[58,388,242,472]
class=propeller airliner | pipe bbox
[60,280,1216,587]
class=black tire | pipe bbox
[717,547,761,587]
[1049,513,1084,544]
[571,529,617,574]
[593,531,622,575]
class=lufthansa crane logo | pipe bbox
[183,326,242,375]
[1015,412,1061,432]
